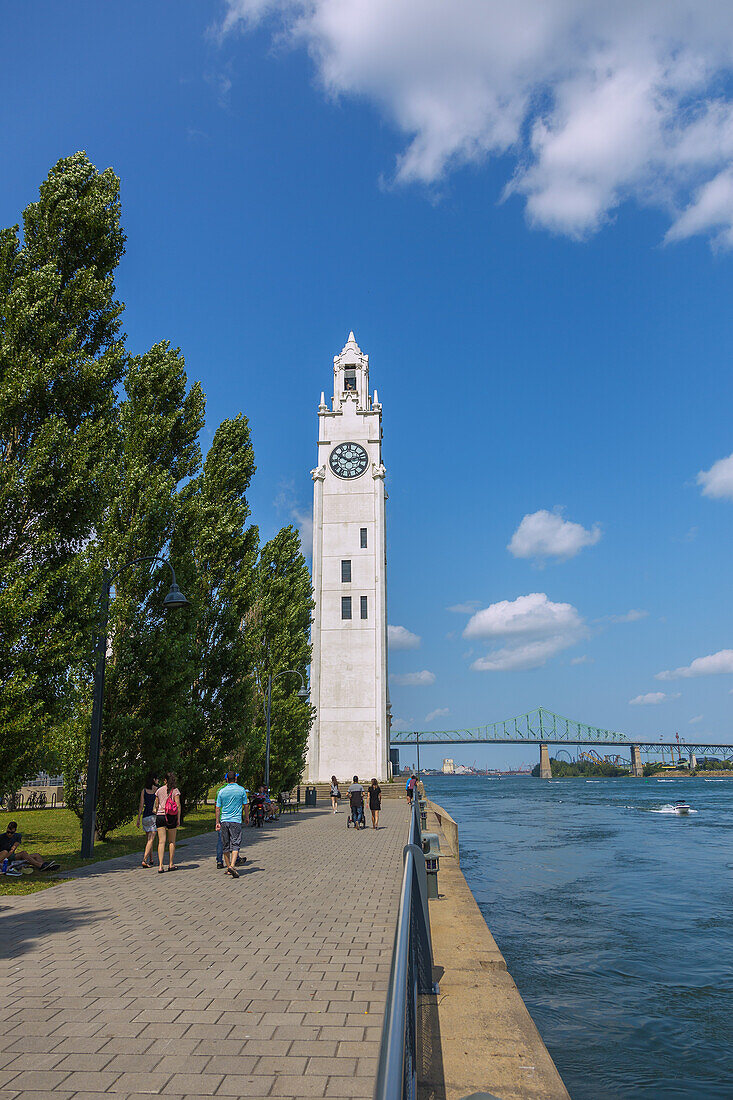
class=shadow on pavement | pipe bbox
[0,904,106,961]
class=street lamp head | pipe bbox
[163,582,190,610]
[297,686,309,699]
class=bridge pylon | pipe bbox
[539,743,551,779]
[630,745,643,777]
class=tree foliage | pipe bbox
[531,757,630,777]
[0,153,125,799]
[171,415,259,816]
[87,345,204,837]
[248,526,314,795]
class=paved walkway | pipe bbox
[0,801,408,1100]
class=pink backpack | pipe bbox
[164,790,178,817]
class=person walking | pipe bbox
[216,770,249,878]
[347,775,365,828]
[137,774,158,867]
[407,773,417,804]
[154,772,181,873]
[330,775,341,813]
[368,778,382,829]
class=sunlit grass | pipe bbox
[0,805,215,897]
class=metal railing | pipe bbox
[374,796,435,1100]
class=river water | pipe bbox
[423,775,733,1100]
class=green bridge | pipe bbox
[389,706,733,776]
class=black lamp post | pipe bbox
[80,556,190,859]
[264,670,309,793]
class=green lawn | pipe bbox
[0,806,215,897]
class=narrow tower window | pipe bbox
[360,528,368,548]
[341,559,351,583]
[360,596,368,620]
[344,369,357,391]
[341,596,352,620]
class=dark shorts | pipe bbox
[156,814,168,829]
[220,821,242,853]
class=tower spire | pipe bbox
[341,330,361,355]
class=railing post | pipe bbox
[405,843,434,994]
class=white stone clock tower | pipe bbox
[306,332,390,782]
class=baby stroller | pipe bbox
[347,795,366,829]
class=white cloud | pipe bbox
[629,691,679,705]
[464,591,585,671]
[609,609,649,624]
[697,453,733,501]
[657,649,733,680]
[689,714,704,724]
[447,601,480,614]
[218,1,733,248]
[571,655,593,665]
[425,707,450,723]
[388,624,420,650]
[508,509,601,561]
[390,670,436,686]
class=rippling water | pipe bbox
[424,775,733,1100]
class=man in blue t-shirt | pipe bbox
[216,771,249,878]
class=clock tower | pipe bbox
[306,332,390,782]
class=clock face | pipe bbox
[329,442,369,480]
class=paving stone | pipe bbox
[191,1038,249,1057]
[239,1039,293,1056]
[102,1054,169,1073]
[1,1071,70,1091]
[2,1053,64,1071]
[270,1074,329,1096]
[213,1075,276,1096]
[97,1037,158,1055]
[306,1057,358,1074]
[52,1053,115,1071]
[106,1071,173,1092]
[252,1055,308,1074]
[289,1040,339,1057]
[149,1054,216,1074]
[54,1069,121,1091]
[165,1072,224,1093]
[324,1078,374,1097]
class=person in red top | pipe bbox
[154,772,181,873]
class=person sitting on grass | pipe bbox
[0,822,60,873]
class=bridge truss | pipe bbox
[389,706,733,755]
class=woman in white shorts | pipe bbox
[136,774,158,867]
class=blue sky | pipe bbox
[4,2,733,768]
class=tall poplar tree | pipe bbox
[0,153,125,798]
[171,415,259,814]
[249,526,314,794]
[63,343,205,837]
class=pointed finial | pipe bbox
[348,330,356,343]
[373,389,379,405]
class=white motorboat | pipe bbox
[673,800,691,815]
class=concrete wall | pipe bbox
[425,799,460,865]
